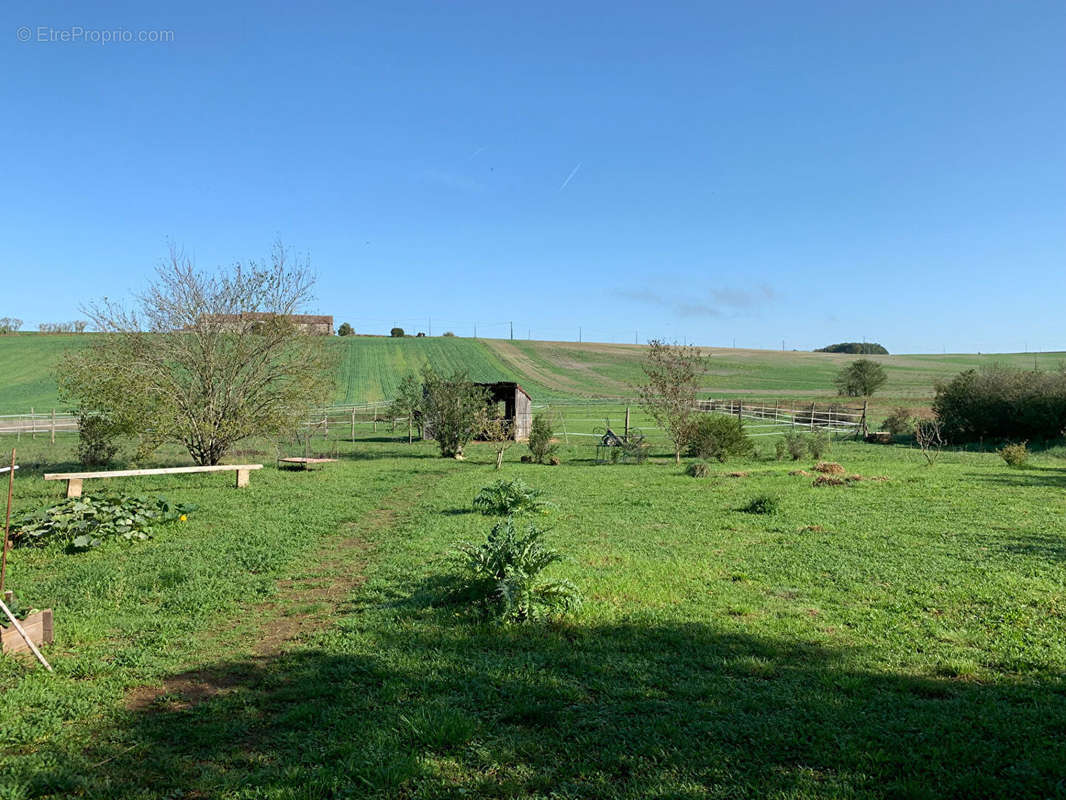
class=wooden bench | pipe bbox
[44,464,264,498]
[277,457,338,470]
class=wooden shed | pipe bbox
[420,381,533,442]
[478,382,533,441]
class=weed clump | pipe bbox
[473,479,552,516]
[740,494,779,514]
[998,442,1029,468]
[686,461,711,478]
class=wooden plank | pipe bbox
[67,478,82,499]
[45,464,264,481]
[1,609,52,655]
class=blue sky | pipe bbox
[2,1,1063,353]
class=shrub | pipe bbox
[12,494,197,551]
[808,432,829,459]
[442,331,456,337]
[76,411,120,466]
[453,518,581,622]
[784,431,807,460]
[881,407,915,436]
[998,442,1029,467]
[473,479,552,516]
[686,461,710,478]
[933,367,1066,442]
[390,327,405,337]
[337,322,354,336]
[686,415,753,462]
[773,438,787,460]
[740,494,779,514]
[527,413,557,464]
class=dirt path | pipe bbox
[125,475,431,712]
[485,339,588,395]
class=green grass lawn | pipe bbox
[1,432,1064,798]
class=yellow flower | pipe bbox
[179,514,187,522]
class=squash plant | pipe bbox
[12,494,198,551]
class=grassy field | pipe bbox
[3,332,1065,414]
[1,432,1064,798]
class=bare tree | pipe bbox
[636,339,707,464]
[479,407,515,470]
[0,318,22,334]
[915,417,945,465]
[59,240,336,465]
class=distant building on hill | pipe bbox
[198,313,334,336]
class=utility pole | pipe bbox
[782,339,785,351]
[579,326,582,343]
[428,317,432,337]
[635,330,638,344]
[474,323,477,338]
[509,321,513,340]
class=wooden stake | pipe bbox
[0,597,52,672]
[1,449,14,595]
[51,409,56,445]
[624,406,630,441]
[351,408,356,442]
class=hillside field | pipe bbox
[1,332,1064,414]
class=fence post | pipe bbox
[30,407,35,440]
[861,398,869,438]
[774,401,779,422]
[351,408,356,442]
[737,400,743,421]
[624,406,630,441]
[51,409,55,445]
[809,403,816,431]
[827,406,833,439]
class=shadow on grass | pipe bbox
[999,532,1066,563]
[964,465,1066,489]
[24,622,1066,799]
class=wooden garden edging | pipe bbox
[44,464,264,498]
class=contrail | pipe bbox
[560,162,582,190]
[467,146,486,160]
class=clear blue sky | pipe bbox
[2,1,1063,353]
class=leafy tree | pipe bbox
[527,413,557,464]
[387,373,424,444]
[390,327,405,337]
[817,342,888,355]
[834,359,887,398]
[59,241,336,466]
[636,339,707,464]
[337,322,354,336]
[420,367,489,458]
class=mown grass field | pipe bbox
[1,431,1064,798]
[3,332,1065,413]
